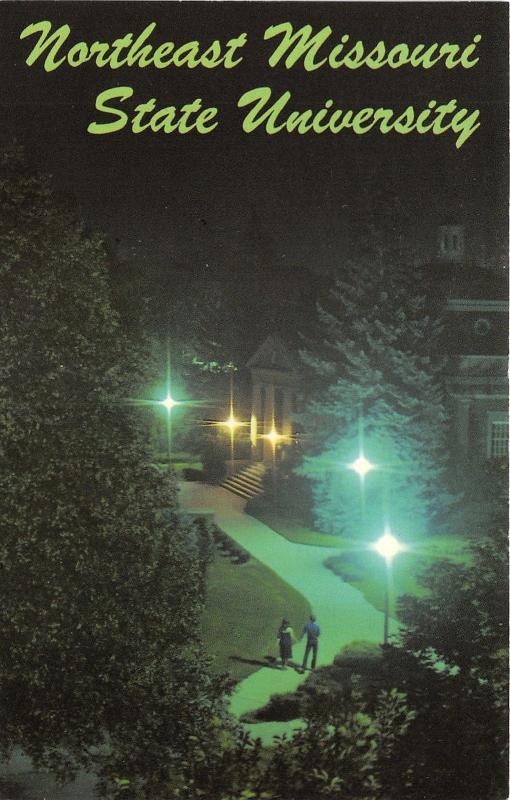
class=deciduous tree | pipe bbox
[0,146,228,794]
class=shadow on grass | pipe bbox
[229,655,282,670]
[229,655,305,673]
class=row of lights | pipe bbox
[159,393,403,645]
[162,395,286,445]
[162,397,403,551]
[158,394,288,454]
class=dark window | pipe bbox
[490,421,508,458]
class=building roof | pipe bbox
[246,335,297,372]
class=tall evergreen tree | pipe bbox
[299,205,451,540]
[0,147,227,794]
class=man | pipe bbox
[302,614,320,670]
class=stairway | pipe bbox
[221,462,267,501]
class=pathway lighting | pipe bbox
[158,394,181,461]
[371,529,406,645]
[159,394,179,411]
[373,531,405,562]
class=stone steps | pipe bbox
[222,463,266,500]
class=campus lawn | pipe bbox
[201,550,312,682]
[247,510,342,548]
[248,509,471,617]
[324,536,472,615]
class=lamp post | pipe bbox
[158,394,179,464]
[372,530,406,645]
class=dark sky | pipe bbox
[0,2,508,277]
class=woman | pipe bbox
[277,618,295,668]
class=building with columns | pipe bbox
[246,335,299,462]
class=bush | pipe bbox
[212,526,250,564]
[182,467,205,481]
[197,431,227,483]
[241,692,302,723]
[245,456,314,525]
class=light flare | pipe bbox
[372,530,406,562]
[348,454,376,478]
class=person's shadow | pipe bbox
[229,655,281,670]
[229,655,303,672]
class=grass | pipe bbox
[325,535,472,615]
[247,510,341,548]
[326,549,426,610]
[248,509,472,617]
[201,549,312,682]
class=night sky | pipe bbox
[0,2,508,279]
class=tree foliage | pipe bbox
[387,461,509,799]
[298,206,451,539]
[377,645,508,800]
[399,460,508,687]
[214,682,415,800]
[0,146,228,793]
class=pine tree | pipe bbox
[0,147,227,793]
[299,206,451,541]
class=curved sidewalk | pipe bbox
[180,482,398,742]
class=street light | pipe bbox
[371,529,406,645]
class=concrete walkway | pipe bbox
[180,482,398,742]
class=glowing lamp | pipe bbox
[348,455,376,478]
[160,395,178,411]
[372,529,406,645]
[222,415,241,432]
[372,531,405,562]
[264,427,284,446]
